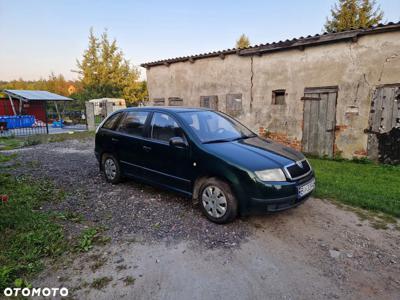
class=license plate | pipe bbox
[297,178,315,198]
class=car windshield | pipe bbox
[178,110,256,143]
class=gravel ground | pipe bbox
[3,137,400,299]
[7,138,250,248]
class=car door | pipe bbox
[96,112,124,157]
[141,112,192,193]
[113,110,150,177]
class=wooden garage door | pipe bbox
[302,87,337,157]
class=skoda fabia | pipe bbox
[95,107,315,223]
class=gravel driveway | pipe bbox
[5,137,400,299]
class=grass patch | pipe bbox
[309,158,400,218]
[0,131,94,150]
[75,227,110,253]
[0,156,67,290]
[122,276,135,286]
[55,211,84,223]
[90,276,112,290]
[89,255,107,272]
[0,137,25,150]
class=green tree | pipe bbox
[75,28,146,106]
[325,0,383,32]
[236,34,250,48]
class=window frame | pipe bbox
[272,89,286,105]
[153,98,165,106]
[200,95,218,110]
[168,97,183,106]
[226,93,243,117]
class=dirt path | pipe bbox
[5,138,400,299]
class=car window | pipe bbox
[179,111,255,143]
[102,112,122,130]
[118,111,149,136]
[150,113,185,142]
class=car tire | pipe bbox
[199,178,238,224]
[102,153,121,184]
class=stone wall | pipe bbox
[146,30,400,158]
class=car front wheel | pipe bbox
[102,154,121,184]
[199,178,238,224]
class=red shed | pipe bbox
[1,90,73,123]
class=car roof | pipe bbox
[123,106,213,113]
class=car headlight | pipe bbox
[255,168,286,182]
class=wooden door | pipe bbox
[302,87,337,157]
[367,85,400,161]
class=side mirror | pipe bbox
[169,136,187,148]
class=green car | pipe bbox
[95,107,315,223]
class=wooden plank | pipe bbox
[309,93,320,155]
[391,87,400,128]
[317,93,328,156]
[381,87,395,132]
[325,92,337,157]
[302,98,312,153]
[371,88,383,132]
[7,94,17,115]
[304,86,338,94]
[301,97,321,101]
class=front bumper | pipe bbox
[242,172,315,215]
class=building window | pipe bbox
[168,97,183,106]
[200,95,218,110]
[272,89,286,105]
[226,94,243,117]
[153,98,165,106]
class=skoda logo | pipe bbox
[296,161,304,168]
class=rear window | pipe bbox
[102,112,122,130]
[117,111,149,137]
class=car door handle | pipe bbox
[111,137,119,143]
[143,145,152,152]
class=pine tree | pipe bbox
[324,0,383,32]
[75,28,145,105]
[358,0,384,28]
[236,34,250,48]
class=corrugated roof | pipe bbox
[141,22,400,68]
[4,90,73,101]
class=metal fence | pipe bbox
[0,111,88,137]
[0,116,48,137]
[0,125,48,137]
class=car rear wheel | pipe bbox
[199,178,238,224]
[102,154,121,184]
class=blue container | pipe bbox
[7,116,16,129]
[21,115,35,127]
[0,115,36,129]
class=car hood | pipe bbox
[202,136,304,171]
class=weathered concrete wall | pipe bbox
[147,54,252,114]
[146,31,400,158]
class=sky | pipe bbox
[0,0,399,81]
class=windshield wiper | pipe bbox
[203,138,234,144]
[243,133,257,139]
[203,134,256,144]
[232,134,257,141]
